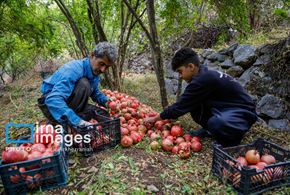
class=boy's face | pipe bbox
[176,63,198,82]
[90,54,111,75]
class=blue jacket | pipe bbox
[160,65,257,129]
[40,57,108,126]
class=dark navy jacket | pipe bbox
[160,65,257,128]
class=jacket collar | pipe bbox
[83,57,99,80]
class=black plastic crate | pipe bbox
[65,106,121,157]
[211,138,290,194]
[0,136,68,194]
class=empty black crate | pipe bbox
[211,138,290,194]
[65,106,121,156]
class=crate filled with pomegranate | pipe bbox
[0,124,68,194]
[65,105,121,157]
[211,138,290,194]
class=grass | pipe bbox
[212,26,290,50]
[0,72,290,194]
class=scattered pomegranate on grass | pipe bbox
[102,89,204,159]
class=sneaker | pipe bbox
[188,128,212,138]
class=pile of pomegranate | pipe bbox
[102,89,202,159]
[223,149,284,187]
[1,124,59,187]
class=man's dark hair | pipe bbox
[171,47,200,71]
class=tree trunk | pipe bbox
[54,0,88,57]
[146,0,168,108]
[86,0,98,44]
[123,0,169,108]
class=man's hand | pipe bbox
[77,120,93,128]
[144,114,162,124]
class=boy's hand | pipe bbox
[144,114,162,124]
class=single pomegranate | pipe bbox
[19,143,32,153]
[161,138,174,151]
[31,143,46,153]
[28,151,43,160]
[261,154,276,165]
[131,102,139,109]
[191,136,201,143]
[2,149,28,163]
[108,101,117,110]
[121,127,129,135]
[124,113,132,121]
[166,135,174,142]
[236,156,248,167]
[150,132,161,141]
[171,125,183,137]
[120,136,133,147]
[172,146,179,154]
[191,141,202,152]
[175,137,185,145]
[161,130,170,139]
[150,141,159,150]
[154,121,164,130]
[245,150,260,164]
[127,125,138,132]
[183,134,192,142]
[147,130,154,137]
[178,149,191,159]
[138,125,147,134]
[179,142,190,151]
[256,162,268,170]
[130,131,142,144]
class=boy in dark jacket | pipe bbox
[144,47,257,147]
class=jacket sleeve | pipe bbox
[160,78,215,120]
[91,78,108,106]
[45,70,82,126]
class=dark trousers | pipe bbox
[203,108,257,147]
[38,78,92,125]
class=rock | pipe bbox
[238,66,264,87]
[200,49,214,58]
[233,45,257,69]
[219,43,239,56]
[249,94,259,104]
[206,61,223,72]
[203,59,211,66]
[256,117,268,127]
[256,94,285,118]
[147,184,159,192]
[165,78,179,95]
[166,62,179,79]
[207,52,226,62]
[253,54,271,66]
[199,55,205,64]
[268,119,290,131]
[256,44,273,56]
[220,59,235,69]
[226,66,244,77]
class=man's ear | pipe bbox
[90,52,95,58]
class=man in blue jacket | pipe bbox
[38,42,117,127]
[145,47,257,147]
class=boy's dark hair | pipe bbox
[171,47,200,71]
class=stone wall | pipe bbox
[165,42,290,132]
